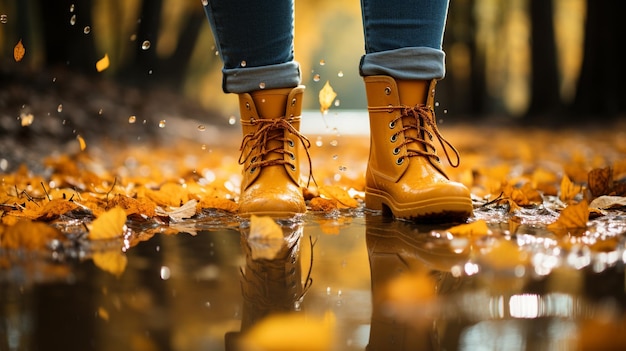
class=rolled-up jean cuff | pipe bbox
[359,47,446,80]
[222,61,301,93]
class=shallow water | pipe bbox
[2,207,626,351]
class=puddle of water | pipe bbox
[2,210,626,350]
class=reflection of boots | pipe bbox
[225,223,308,351]
[365,215,469,351]
[364,76,473,222]
[237,86,312,217]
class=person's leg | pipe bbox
[203,0,310,217]
[360,0,473,222]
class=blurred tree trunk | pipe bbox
[526,0,561,118]
[38,0,97,74]
[571,0,626,119]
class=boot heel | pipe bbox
[365,192,383,211]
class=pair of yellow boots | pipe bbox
[236,75,473,222]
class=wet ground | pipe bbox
[2,72,626,350]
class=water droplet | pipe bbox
[435,101,440,107]
[319,59,326,66]
[128,116,136,124]
[240,60,247,67]
[69,4,75,12]
[158,120,166,128]
[315,136,323,147]
[332,154,338,160]
[330,139,338,147]
[197,125,206,131]
[98,108,103,115]
[201,0,209,5]
[228,116,236,125]
[130,33,137,41]
[0,14,8,24]
[339,165,347,171]
[443,109,448,114]
[52,77,57,83]
[201,144,207,150]
[259,82,266,89]
[83,26,91,34]
[0,159,8,171]
[337,71,344,77]
[313,74,320,82]
[334,100,340,107]
[70,14,76,26]
[205,301,211,308]
[141,40,151,50]
[160,266,171,280]
[20,113,34,126]
[148,69,153,75]
[57,104,63,112]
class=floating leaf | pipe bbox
[319,80,336,114]
[318,185,358,208]
[14,39,25,62]
[92,250,127,276]
[547,200,589,232]
[96,53,110,72]
[447,219,490,237]
[88,207,127,240]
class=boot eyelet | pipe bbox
[289,164,296,171]
[392,147,400,155]
[396,158,404,165]
[384,86,392,95]
[250,167,257,173]
[287,139,295,147]
[291,98,297,106]
[388,121,396,129]
[390,134,398,143]
[288,152,295,160]
[245,102,251,110]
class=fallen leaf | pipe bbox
[92,250,127,276]
[309,197,338,212]
[155,199,198,221]
[589,196,626,210]
[0,220,64,250]
[547,200,589,232]
[588,167,613,197]
[96,53,110,72]
[447,219,490,237]
[88,207,127,240]
[36,199,79,221]
[319,80,336,114]
[559,174,582,203]
[318,185,358,208]
[14,39,25,62]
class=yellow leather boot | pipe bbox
[237,86,312,217]
[364,76,473,222]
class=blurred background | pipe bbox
[1,0,625,126]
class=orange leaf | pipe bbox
[92,251,127,276]
[318,185,358,208]
[14,39,25,62]
[447,219,490,237]
[559,174,582,203]
[0,220,63,250]
[88,207,127,240]
[96,53,110,72]
[547,200,589,231]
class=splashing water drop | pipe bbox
[319,59,326,66]
[443,109,448,114]
[70,4,75,12]
[83,26,91,34]
[70,14,76,25]
[197,125,206,132]
[315,136,323,147]
[0,14,8,24]
[435,101,440,107]
[130,33,137,41]
[330,139,338,147]
[57,104,63,113]
[201,0,209,5]
[158,120,166,128]
[240,60,247,67]
[228,116,237,125]
[337,71,344,77]
[259,82,266,89]
[141,40,151,50]
[98,108,103,115]
[160,266,171,280]
[128,116,136,124]
[334,100,340,107]
[313,74,321,82]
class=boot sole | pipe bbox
[365,189,473,223]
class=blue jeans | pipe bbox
[204,0,449,93]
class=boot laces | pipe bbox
[374,104,461,167]
[238,117,316,186]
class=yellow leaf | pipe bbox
[88,207,127,240]
[318,80,336,114]
[76,134,87,151]
[247,215,285,259]
[559,174,582,203]
[14,39,25,62]
[92,251,127,276]
[547,200,589,231]
[240,313,335,351]
[96,53,110,72]
[319,185,358,208]
[447,219,490,237]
